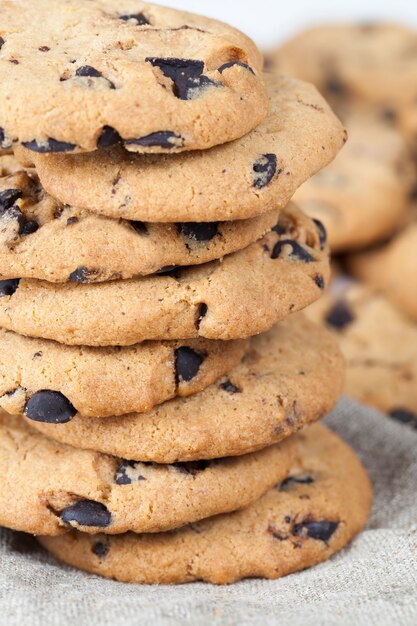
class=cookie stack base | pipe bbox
[39,424,372,585]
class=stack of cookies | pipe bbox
[270,24,417,427]
[0,1,371,584]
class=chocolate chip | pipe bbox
[173,460,211,475]
[22,138,77,153]
[38,46,50,52]
[175,347,205,383]
[314,274,325,289]
[325,75,347,95]
[33,351,43,359]
[293,520,339,542]
[388,408,417,429]
[69,267,99,283]
[92,541,109,558]
[60,501,112,528]
[220,380,241,394]
[178,222,218,242]
[271,240,314,262]
[0,127,11,148]
[124,131,184,149]
[145,57,217,100]
[271,223,285,235]
[120,13,150,25]
[253,154,278,188]
[19,219,39,236]
[97,125,122,148]
[114,460,146,485]
[75,66,115,88]
[130,221,149,235]
[66,216,79,225]
[218,61,255,75]
[24,390,77,424]
[196,303,208,329]
[76,65,102,78]
[0,38,5,50]
[0,188,23,210]
[279,475,314,490]
[325,300,355,330]
[0,279,20,297]
[313,218,327,250]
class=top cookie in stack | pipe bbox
[0,1,369,587]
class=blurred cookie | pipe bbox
[25,315,344,462]
[307,281,417,426]
[0,204,330,345]
[347,222,417,321]
[38,424,372,584]
[293,114,411,251]
[0,0,267,153]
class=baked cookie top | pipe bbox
[15,74,346,222]
[0,155,280,283]
[38,424,372,584]
[26,315,344,462]
[0,411,296,536]
[0,204,330,345]
[0,0,268,153]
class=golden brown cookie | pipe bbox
[38,424,372,584]
[26,315,344,462]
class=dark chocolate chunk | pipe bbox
[388,408,417,429]
[76,65,102,78]
[325,75,347,95]
[66,216,79,225]
[114,460,146,485]
[173,460,211,475]
[124,131,184,149]
[293,520,339,542]
[130,221,149,235]
[218,61,255,75]
[178,222,218,242]
[175,347,205,383]
[145,57,217,100]
[69,266,99,283]
[22,138,77,153]
[0,279,20,297]
[60,500,112,528]
[313,218,327,249]
[19,219,39,236]
[24,390,77,424]
[253,154,278,188]
[271,223,285,235]
[97,125,122,148]
[271,240,314,262]
[0,188,23,211]
[220,380,241,394]
[325,300,355,330]
[314,274,325,289]
[279,474,314,490]
[196,303,208,329]
[120,13,150,25]
[92,541,109,558]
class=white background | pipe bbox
[160,0,417,47]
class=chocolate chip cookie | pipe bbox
[0,0,268,153]
[15,74,346,222]
[0,412,296,535]
[26,315,344,462]
[0,204,330,345]
[38,424,372,584]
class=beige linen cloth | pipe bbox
[0,397,416,626]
